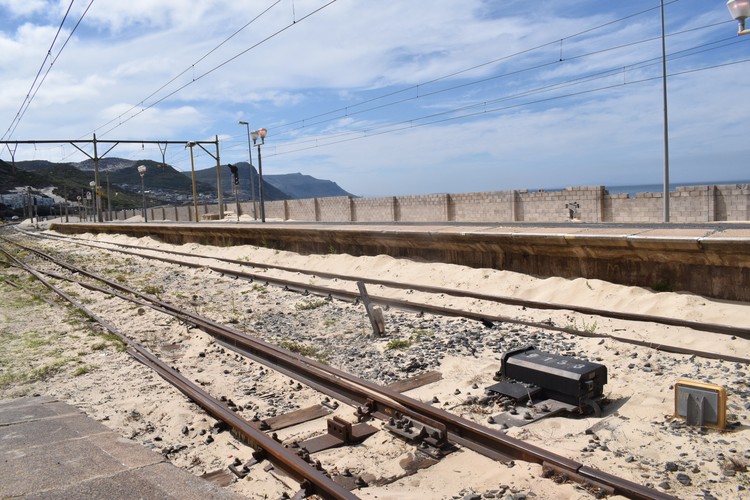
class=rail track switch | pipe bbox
[674,379,726,430]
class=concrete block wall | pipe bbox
[395,194,449,222]
[285,199,316,221]
[451,191,515,222]
[109,183,749,224]
[513,186,604,223]
[352,196,396,222]
[606,192,663,223]
[317,196,352,222]
[262,200,286,220]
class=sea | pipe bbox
[542,180,750,197]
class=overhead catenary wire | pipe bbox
[92,0,338,139]
[83,0,283,140]
[1,1,77,143]
[267,55,750,158]
[261,33,749,157]
[267,0,690,136]
[67,0,688,152]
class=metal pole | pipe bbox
[214,135,224,219]
[140,174,147,222]
[257,143,265,223]
[240,122,257,220]
[235,183,240,222]
[93,134,103,222]
[188,143,199,222]
[660,0,670,223]
[106,172,112,222]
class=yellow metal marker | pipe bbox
[674,379,727,430]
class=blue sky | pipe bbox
[0,0,748,197]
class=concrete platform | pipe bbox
[49,221,750,301]
[0,396,241,499]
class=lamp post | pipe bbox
[250,128,267,223]
[660,0,670,223]
[138,165,147,222]
[238,121,257,220]
[727,0,750,35]
[185,142,200,222]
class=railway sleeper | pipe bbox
[293,416,379,455]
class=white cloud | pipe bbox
[0,1,748,196]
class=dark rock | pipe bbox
[675,473,691,486]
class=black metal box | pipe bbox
[501,346,607,406]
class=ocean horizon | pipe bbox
[542,180,750,198]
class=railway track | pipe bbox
[10,227,750,364]
[0,232,681,499]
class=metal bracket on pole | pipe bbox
[357,281,385,337]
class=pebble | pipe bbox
[675,473,691,486]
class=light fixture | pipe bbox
[727,0,750,35]
[251,128,267,145]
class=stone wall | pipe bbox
[117,183,750,223]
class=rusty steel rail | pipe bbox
[0,244,357,500]
[2,236,676,500]
[21,227,750,339]
[8,230,750,365]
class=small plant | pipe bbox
[322,318,337,327]
[278,340,329,363]
[252,284,268,294]
[386,338,413,350]
[73,364,97,377]
[582,320,598,333]
[142,284,163,297]
[564,319,598,334]
[295,299,327,311]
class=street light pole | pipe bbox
[239,121,257,220]
[186,142,200,222]
[251,128,267,223]
[660,0,670,223]
[138,165,147,222]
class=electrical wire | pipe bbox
[1,1,76,142]
[92,0,338,139]
[84,0,283,139]
[8,0,96,143]
[268,0,688,136]
[265,42,750,157]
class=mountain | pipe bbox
[5,157,352,214]
[187,162,290,202]
[0,160,50,192]
[188,164,353,200]
[265,173,354,199]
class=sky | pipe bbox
[0,0,748,197]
